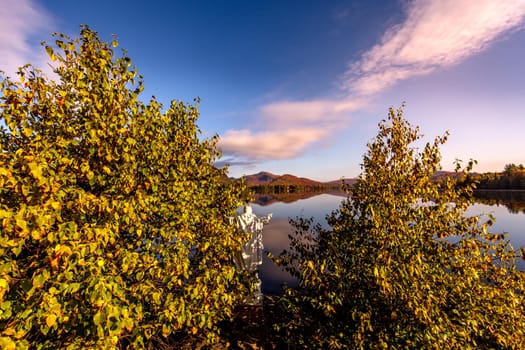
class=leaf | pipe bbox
[45,314,57,328]
[32,273,46,289]
[45,46,55,60]
[93,312,104,326]
[307,260,314,270]
[50,202,61,211]
[28,162,44,182]
[0,337,17,350]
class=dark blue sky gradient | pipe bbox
[4,1,525,180]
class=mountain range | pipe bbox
[236,170,463,187]
[236,171,356,188]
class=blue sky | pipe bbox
[2,0,525,181]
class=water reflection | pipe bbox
[474,190,525,214]
[252,193,343,294]
[253,191,345,207]
[259,219,298,294]
[253,191,525,294]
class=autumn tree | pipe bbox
[0,26,249,349]
[276,106,525,349]
[504,163,524,175]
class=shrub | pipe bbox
[0,26,248,349]
[277,106,525,349]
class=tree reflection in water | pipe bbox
[253,191,525,294]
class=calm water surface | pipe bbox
[252,192,525,294]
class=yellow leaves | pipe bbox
[93,311,104,326]
[162,324,171,337]
[22,127,33,138]
[0,337,17,350]
[0,208,11,228]
[0,278,9,301]
[94,299,105,308]
[50,201,61,211]
[0,167,10,181]
[49,245,72,271]
[31,229,43,241]
[49,255,60,271]
[152,292,161,305]
[178,230,193,241]
[45,314,57,328]
[15,217,28,238]
[27,162,44,184]
[88,129,98,140]
[45,45,56,61]
[32,270,49,290]
[0,27,248,349]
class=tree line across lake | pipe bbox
[243,165,525,196]
[1,27,525,349]
[471,165,525,190]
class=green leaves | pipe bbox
[1,26,247,348]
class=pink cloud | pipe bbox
[224,1,525,165]
[0,0,54,78]
[219,128,330,160]
[260,99,362,127]
[216,0,525,169]
[344,0,525,95]
[219,100,361,160]
[219,99,363,161]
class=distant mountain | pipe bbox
[270,173,325,187]
[238,171,359,188]
[234,170,477,190]
[241,171,280,185]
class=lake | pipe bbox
[251,191,525,294]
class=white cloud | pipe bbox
[0,0,54,78]
[345,0,525,95]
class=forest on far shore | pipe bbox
[469,163,525,190]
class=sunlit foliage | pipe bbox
[0,26,248,349]
[276,106,525,349]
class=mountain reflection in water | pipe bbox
[252,191,525,295]
[253,190,345,207]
